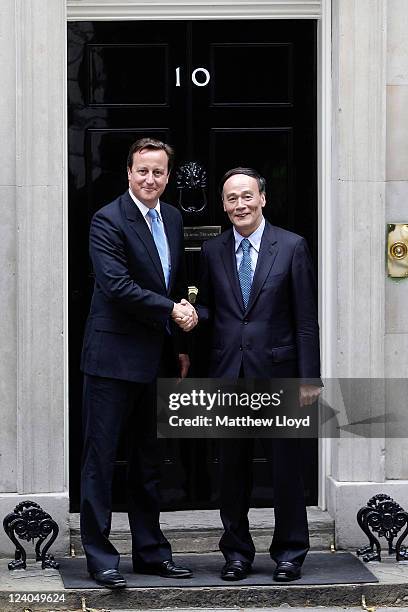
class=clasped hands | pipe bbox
[299,384,321,407]
[171,298,198,332]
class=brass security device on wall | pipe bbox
[387,224,408,277]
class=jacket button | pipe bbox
[243,319,249,325]
[239,345,243,351]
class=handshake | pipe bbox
[171,299,198,332]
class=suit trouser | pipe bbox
[219,437,309,566]
[80,373,172,573]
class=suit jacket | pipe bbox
[197,220,321,382]
[80,191,187,383]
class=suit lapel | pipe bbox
[245,221,279,315]
[121,192,166,288]
[221,230,245,311]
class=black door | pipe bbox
[68,20,318,512]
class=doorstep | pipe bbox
[70,507,334,556]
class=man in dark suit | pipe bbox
[80,138,197,588]
[198,167,321,582]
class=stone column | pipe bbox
[384,0,408,483]
[0,0,17,497]
[328,0,408,548]
[0,0,69,556]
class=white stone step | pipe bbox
[69,507,334,556]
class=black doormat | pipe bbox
[59,552,378,589]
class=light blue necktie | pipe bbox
[147,208,170,288]
[238,238,252,308]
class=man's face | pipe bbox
[222,174,265,236]
[127,148,169,207]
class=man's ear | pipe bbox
[261,193,266,207]
[127,167,132,181]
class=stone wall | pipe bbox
[0,0,69,557]
[328,0,408,548]
[385,0,408,479]
[0,0,17,496]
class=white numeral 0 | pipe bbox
[191,68,210,87]
[175,66,211,87]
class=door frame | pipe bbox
[65,0,333,510]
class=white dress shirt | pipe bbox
[128,188,171,264]
[233,217,265,281]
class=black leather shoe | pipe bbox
[90,569,126,589]
[133,559,192,578]
[220,560,251,581]
[273,561,301,582]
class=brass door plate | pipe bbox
[387,224,408,277]
[184,226,221,251]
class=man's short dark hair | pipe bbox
[220,167,266,197]
[127,138,175,173]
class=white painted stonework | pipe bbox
[0,0,408,557]
[66,0,322,20]
[327,0,408,549]
[0,0,69,556]
[384,0,408,491]
[0,1,17,497]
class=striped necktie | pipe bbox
[238,238,252,308]
[147,208,170,288]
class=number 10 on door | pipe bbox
[176,67,211,87]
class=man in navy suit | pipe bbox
[198,167,321,582]
[80,138,197,588]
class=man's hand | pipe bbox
[299,384,321,407]
[178,353,190,379]
[171,299,198,332]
